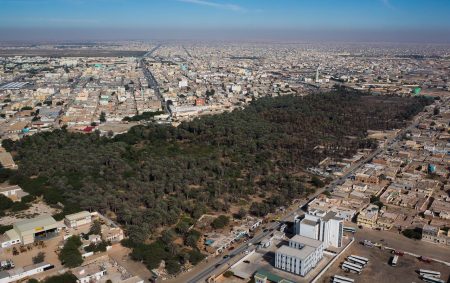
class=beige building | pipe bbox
[422,224,450,246]
[64,211,92,228]
[0,151,17,170]
[0,184,28,201]
[357,204,379,228]
[1,215,59,247]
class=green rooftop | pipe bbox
[254,269,295,283]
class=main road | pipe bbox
[139,44,171,115]
[176,101,433,283]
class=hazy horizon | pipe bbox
[1,27,450,44]
[1,0,450,43]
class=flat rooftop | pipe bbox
[290,235,323,248]
[14,215,57,233]
[276,245,315,260]
[65,211,91,221]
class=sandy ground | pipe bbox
[354,227,450,262]
[0,231,64,271]
[0,201,60,226]
[319,238,450,283]
[108,244,152,282]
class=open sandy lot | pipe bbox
[318,229,450,283]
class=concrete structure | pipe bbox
[0,185,28,202]
[101,224,124,243]
[0,151,17,170]
[72,264,107,283]
[357,204,379,229]
[64,211,92,228]
[0,229,20,248]
[254,269,295,283]
[0,262,53,283]
[275,235,324,276]
[294,210,343,248]
[422,224,450,246]
[1,215,58,247]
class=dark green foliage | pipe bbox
[224,270,234,278]
[187,249,205,265]
[128,234,197,274]
[10,201,30,212]
[20,194,36,204]
[184,229,201,248]
[0,192,32,213]
[4,91,431,246]
[402,228,422,240]
[42,273,77,283]
[165,259,181,275]
[370,195,384,209]
[32,251,45,264]
[0,194,13,210]
[27,279,39,283]
[123,111,165,122]
[59,236,83,268]
[89,220,102,236]
[84,241,109,253]
[130,239,170,270]
[211,215,229,229]
[311,176,325,188]
[99,111,106,123]
[0,168,14,182]
[433,107,440,115]
[175,221,190,235]
[234,208,247,219]
[0,224,13,234]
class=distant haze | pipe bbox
[0,0,450,43]
[1,28,450,44]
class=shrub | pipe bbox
[211,215,229,229]
[32,251,46,264]
[59,236,83,268]
[402,228,422,240]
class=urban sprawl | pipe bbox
[0,42,449,283]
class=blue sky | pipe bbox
[0,0,449,41]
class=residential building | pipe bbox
[357,204,379,229]
[0,185,28,202]
[422,224,450,246]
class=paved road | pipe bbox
[178,103,434,283]
[139,45,171,116]
[143,44,162,58]
[182,45,192,58]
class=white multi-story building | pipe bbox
[294,209,343,248]
[275,235,324,276]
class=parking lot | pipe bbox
[228,238,335,283]
[319,235,450,283]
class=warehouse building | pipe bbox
[64,211,92,228]
[1,215,59,247]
